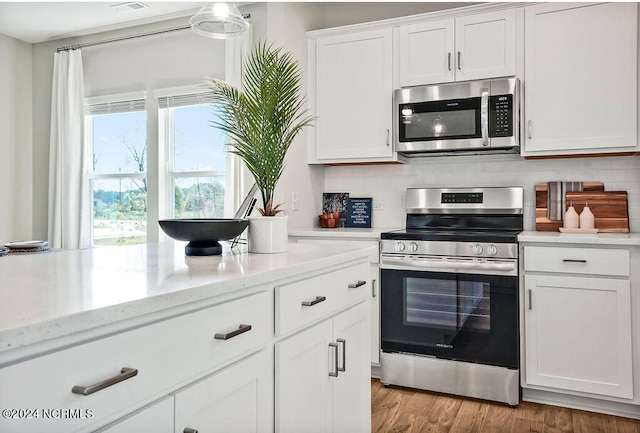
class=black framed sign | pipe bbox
[346,198,372,228]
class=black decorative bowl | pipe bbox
[158,218,249,256]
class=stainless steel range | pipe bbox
[379,186,523,405]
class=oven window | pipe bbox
[404,277,490,334]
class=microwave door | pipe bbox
[398,97,485,152]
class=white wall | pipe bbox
[324,154,640,232]
[0,34,32,245]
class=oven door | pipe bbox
[380,268,518,369]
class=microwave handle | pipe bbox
[481,88,489,147]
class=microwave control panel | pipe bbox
[489,94,513,137]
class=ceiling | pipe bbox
[0,2,203,44]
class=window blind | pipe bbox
[157,92,216,109]
[85,99,146,115]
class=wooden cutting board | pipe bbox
[565,191,629,233]
[535,182,604,231]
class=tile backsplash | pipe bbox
[324,154,640,232]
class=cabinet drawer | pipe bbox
[276,262,369,335]
[0,291,270,433]
[524,246,629,277]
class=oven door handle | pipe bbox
[381,256,516,272]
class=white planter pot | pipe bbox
[248,215,288,253]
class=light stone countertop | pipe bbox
[289,227,400,239]
[0,241,377,357]
[518,230,640,246]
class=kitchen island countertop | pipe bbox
[0,241,376,359]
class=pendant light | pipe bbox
[190,2,250,39]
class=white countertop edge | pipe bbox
[518,231,640,246]
[0,243,377,359]
[289,227,400,239]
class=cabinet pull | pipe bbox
[329,342,339,377]
[528,120,532,139]
[457,51,462,70]
[302,296,326,307]
[184,428,199,433]
[348,280,366,288]
[563,259,587,263]
[385,129,390,147]
[71,367,138,396]
[528,289,532,310]
[372,279,377,298]
[214,324,252,340]
[337,338,347,372]
[447,52,452,71]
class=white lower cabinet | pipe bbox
[174,350,271,433]
[522,244,634,402]
[276,301,371,433]
[97,397,174,433]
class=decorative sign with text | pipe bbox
[346,198,372,228]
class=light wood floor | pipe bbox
[371,379,640,433]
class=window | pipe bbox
[84,87,228,246]
[158,91,227,219]
[86,95,148,246]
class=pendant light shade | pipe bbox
[190,2,250,39]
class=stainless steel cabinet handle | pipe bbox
[528,289,532,310]
[528,120,532,139]
[337,338,346,372]
[72,367,138,396]
[372,279,377,298]
[329,342,339,377]
[457,51,462,70]
[214,324,252,340]
[302,296,326,307]
[563,259,587,263]
[348,280,366,288]
[448,52,452,71]
[184,428,199,433]
[385,129,390,147]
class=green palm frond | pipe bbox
[204,42,314,216]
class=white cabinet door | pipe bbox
[524,274,633,399]
[174,350,271,433]
[276,320,333,433]
[454,9,516,81]
[399,19,454,86]
[370,265,380,366]
[97,397,174,433]
[398,9,515,86]
[312,28,393,162]
[275,303,371,433]
[523,2,638,156]
[332,302,371,433]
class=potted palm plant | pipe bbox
[205,42,313,253]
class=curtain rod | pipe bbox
[56,13,251,52]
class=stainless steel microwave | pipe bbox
[394,77,519,156]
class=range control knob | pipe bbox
[487,245,499,256]
[409,242,419,252]
[395,242,406,252]
[471,244,483,255]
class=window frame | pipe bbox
[85,91,149,246]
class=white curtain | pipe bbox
[48,49,90,249]
[223,26,256,218]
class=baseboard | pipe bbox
[522,388,640,420]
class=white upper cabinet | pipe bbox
[523,2,639,157]
[399,9,516,86]
[308,28,396,164]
